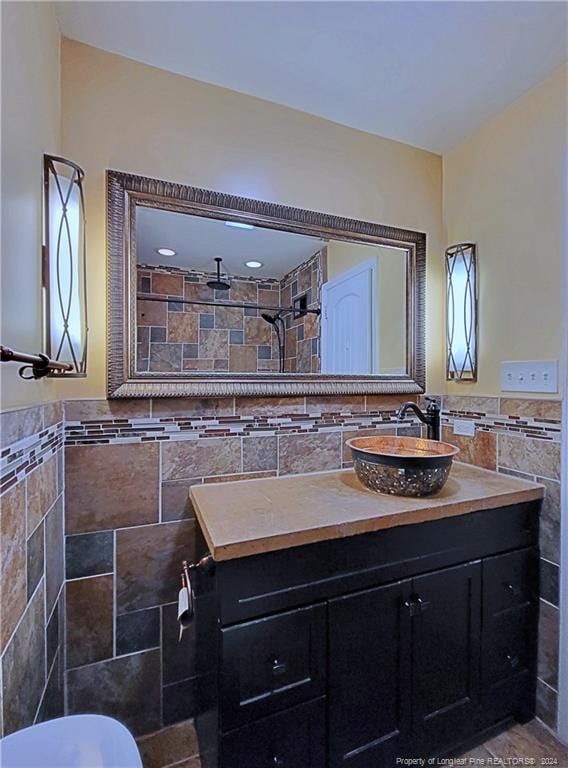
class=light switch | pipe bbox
[500,360,558,393]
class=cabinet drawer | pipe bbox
[482,606,534,685]
[483,547,538,617]
[220,604,326,730]
[219,698,326,768]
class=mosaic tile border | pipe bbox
[0,421,64,496]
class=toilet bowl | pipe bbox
[0,715,143,768]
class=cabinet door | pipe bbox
[328,580,413,768]
[220,603,326,730]
[411,561,481,755]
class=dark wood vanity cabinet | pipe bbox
[195,501,540,768]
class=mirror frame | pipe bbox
[107,170,426,398]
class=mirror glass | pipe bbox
[135,206,408,375]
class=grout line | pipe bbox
[66,571,115,583]
[112,530,117,658]
[541,555,561,567]
[540,596,560,611]
[538,676,559,694]
[0,576,45,668]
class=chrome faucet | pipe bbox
[396,398,441,441]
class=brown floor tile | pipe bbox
[484,720,568,762]
[66,443,160,533]
[458,744,494,759]
[137,719,199,768]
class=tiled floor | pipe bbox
[459,719,568,764]
[137,720,201,768]
[137,718,568,768]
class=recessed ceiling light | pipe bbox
[225,221,254,230]
[245,260,263,269]
[157,247,176,257]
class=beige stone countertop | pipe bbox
[189,462,544,561]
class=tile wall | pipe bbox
[136,249,325,376]
[435,394,562,732]
[0,402,65,737]
[0,392,563,741]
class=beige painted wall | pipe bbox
[0,2,61,409]
[59,39,444,398]
[327,242,407,373]
[444,64,567,397]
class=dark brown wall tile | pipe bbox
[538,599,559,688]
[162,602,195,685]
[1,583,45,735]
[278,432,342,475]
[67,575,114,669]
[540,559,559,607]
[161,480,199,522]
[67,649,161,737]
[163,677,197,726]
[66,443,159,533]
[65,399,151,421]
[536,679,558,731]
[168,313,198,343]
[26,454,58,533]
[234,396,305,415]
[162,437,241,480]
[443,395,499,414]
[138,299,167,327]
[441,427,497,470]
[36,650,64,725]
[152,272,183,296]
[45,496,64,616]
[498,433,560,480]
[66,531,114,579]
[229,344,256,372]
[152,397,234,418]
[242,436,277,472]
[539,478,561,565]
[0,482,27,654]
[500,398,561,421]
[26,520,44,600]
[117,520,195,612]
[117,607,160,656]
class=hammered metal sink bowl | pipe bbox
[346,435,460,497]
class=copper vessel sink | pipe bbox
[346,435,460,497]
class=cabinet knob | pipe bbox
[505,653,519,669]
[271,658,288,676]
[272,756,286,766]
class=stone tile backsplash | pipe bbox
[0,393,563,738]
[0,403,65,736]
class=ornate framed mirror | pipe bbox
[107,171,426,397]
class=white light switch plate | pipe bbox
[453,420,476,437]
[500,360,558,393]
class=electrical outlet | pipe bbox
[500,360,558,393]
[453,420,476,437]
